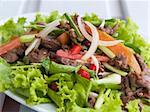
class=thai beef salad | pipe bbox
[0,11,150,112]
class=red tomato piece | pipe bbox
[77,69,90,80]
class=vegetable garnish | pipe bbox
[0,11,149,111]
[78,16,123,47]
[103,63,128,76]
[64,13,83,41]
[0,37,21,56]
[81,21,99,60]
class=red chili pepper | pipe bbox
[77,69,90,80]
[49,82,58,92]
[89,64,96,71]
[70,45,82,55]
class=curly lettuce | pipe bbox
[42,58,76,74]
[0,57,11,92]
[95,88,122,112]
[11,66,50,105]
[0,17,26,45]
[83,13,102,26]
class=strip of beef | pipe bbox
[129,72,150,91]
[1,44,26,63]
[28,48,49,63]
[134,54,150,75]
[121,72,150,105]
[108,54,129,71]
[121,76,135,104]
[41,38,61,52]
[60,57,84,66]
[58,21,71,30]
[88,95,97,108]
[100,24,119,35]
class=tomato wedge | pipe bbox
[0,38,21,56]
[70,45,82,55]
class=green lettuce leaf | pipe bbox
[42,58,76,74]
[142,104,150,112]
[126,99,140,112]
[83,13,102,26]
[0,17,26,44]
[11,67,50,105]
[95,89,122,112]
[0,57,11,92]
[140,44,150,67]
[33,11,60,24]
[74,75,92,107]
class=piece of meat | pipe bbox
[134,54,150,75]
[41,38,61,52]
[2,52,18,63]
[121,76,135,104]
[121,72,150,105]
[108,54,129,71]
[1,44,26,63]
[58,21,71,30]
[99,24,119,35]
[60,58,84,66]
[129,72,150,90]
[28,48,49,63]
[88,95,96,108]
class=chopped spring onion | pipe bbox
[81,21,99,60]
[64,13,82,40]
[20,34,36,43]
[103,63,128,76]
[98,46,115,58]
[91,55,99,78]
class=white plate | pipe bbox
[0,13,57,112]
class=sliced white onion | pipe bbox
[38,19,60,38]
[77,16,123,47]
[25,19,60,56]
[77,16,92,41]
[99,40,124,46]
[25,38,40,56]
[91,55,99,78]
[99,20,105,28]
[98,72,112,76]
[89,92,98,97]
[81,21,99,60]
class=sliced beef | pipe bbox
[60,57,84,66]
[41,38,61,51]
[134,54,150,75]
[121,76,135,104]
[108,54,129,71]
[28,48,49,63]
[58,21,71,30]
[100,24,119,35]
[121,72,150,105]
[2,52,18,63]
[129,72,150,91]
[1,44,26,63]
[88,95,97,108]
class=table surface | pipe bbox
[0,0,150,112]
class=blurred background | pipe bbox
[0,0,149,112]
[0,0,149,38]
